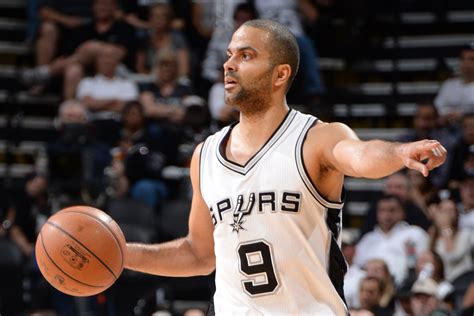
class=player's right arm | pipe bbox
[124,143,216,276]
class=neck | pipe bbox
[236,100,289,143]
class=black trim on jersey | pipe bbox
[198,140,207,200]
[216,109,296,175]
[295,117,344,209]
[327,232,348,307]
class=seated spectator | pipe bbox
[428,198,473,281]
[457,172,474,230]
[23,0,137,99]
[399,102,458,189]
[43,100,111,205]
[361,172,431,235]
[449,113,474,185]
[354,194,428,285]
[10,173,49,259]
[410,278,449,316]
[357,276,391,316]
[35,0,93,66]
[108,101,179,210]
[139,49,194,124]
[415,250,446,285]
[434,43,474,126]
[364,259,396,313]
[135,3,190,80]
[343,230,366,310]
[77,43,139,145]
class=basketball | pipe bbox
[35,205,126,297]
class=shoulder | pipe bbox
[305,120,358,152]
[440,77,462,88]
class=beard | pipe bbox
[225,67,274,116]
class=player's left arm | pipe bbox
[319,122,447,179]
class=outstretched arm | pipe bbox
[319,123,447,179]
[124,143,216,276]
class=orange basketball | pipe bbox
[35,205,126,297]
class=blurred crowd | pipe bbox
[0,0,473,315]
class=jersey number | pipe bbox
[237,240,279,296]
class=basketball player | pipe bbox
[125,20,446,315]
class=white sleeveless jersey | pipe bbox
[200,110,348,315]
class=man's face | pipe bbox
[376,198,404,232]
[414,104,437,135]
[460,50,474,81]
[157,58,178,83]
[384,174,409,201]
[149,5,171,31]
[96,45,123,76]
[460,178,474,208]
[411,293,438,316]
[463,116,474,144]
[223,26,275,115]
[94,0,116,20]
[359,279,381,310]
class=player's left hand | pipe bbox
[399,139,447,177]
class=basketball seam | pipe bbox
[46,221,119,281]
[59,210,124,270]
[39,230,107,289]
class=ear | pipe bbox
[273,64,291,88]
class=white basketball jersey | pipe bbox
[200,110,348,315]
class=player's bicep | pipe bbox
[321,123,365,177]
[186,143,216,271]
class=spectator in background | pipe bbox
[428,198,473,282]
[139,49,194,124]
[252,0,325,109]
[364,259,396,314]
[108,101,178,210]
[35,0,93,66]
[357,276,391,316]
[77,43,138,145]
[343,230,366,310]
[10,173,49,259]
[435,43,474,126]
[400,102,458,189]
[415,250,446,285]
[410,278,443,316]
[361,172,431,235]
[457,172,474,230]
[43,100,111,205]
[23,0,137,99]
[135,3,190,81]
[449,113,474,184]
[354,194,428,285]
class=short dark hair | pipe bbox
[242,19,300,92]
[378,194,404,210]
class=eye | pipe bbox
[242,53,251,60]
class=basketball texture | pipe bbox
[35,206,126,296]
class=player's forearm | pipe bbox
[348,140,406,178]
[124,238,215,277]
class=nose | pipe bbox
[223,55,237,73]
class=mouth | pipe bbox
[224,76,238,90]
